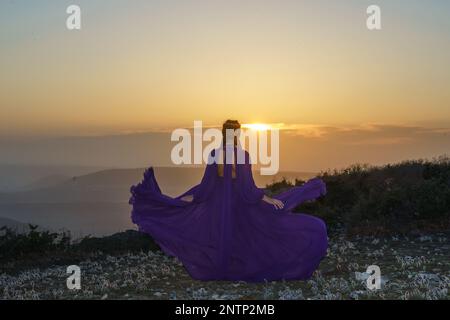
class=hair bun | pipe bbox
[223,120,241,130]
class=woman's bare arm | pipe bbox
[262,195,284,210]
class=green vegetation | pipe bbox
[0,225,71,261]
[0,227,157,273]
[267,156,450,235]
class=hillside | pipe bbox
[281,157,450,235]
[1,229,448,300]
[0,158,448,237]
[0,159,449,300]
[0,165,106,192]
[21,174,71,191]
[0,217,29,233]
[0,167,315,203]
[0,167,315,236]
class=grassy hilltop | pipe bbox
[1,157,449,300]
[269,156,450,235]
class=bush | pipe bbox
[267,156,450,235]
[0,227,159,271]
[77,230,159,253]
[0,225,71,261]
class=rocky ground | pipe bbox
[1,231,448,300]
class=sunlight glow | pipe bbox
[242,123,272,131]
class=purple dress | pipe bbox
[130,147,328,282]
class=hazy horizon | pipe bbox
[0,125,448,173]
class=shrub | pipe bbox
[267,156,450,235]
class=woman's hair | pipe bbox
[222,120,241,145]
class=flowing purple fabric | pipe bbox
[130,147,328,282]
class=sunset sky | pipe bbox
[0,0,449,171]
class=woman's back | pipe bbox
[217,163,237,179]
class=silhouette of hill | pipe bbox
[0,165,107,192]
[0,167,315,236]
[0,167,315,203]
[21,174,71,191]
[0,217,29,233]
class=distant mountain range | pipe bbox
[0,167,316,236]
[0,167,315,203]
[0,165,107,192]
[0,216,30,233]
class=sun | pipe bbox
[242,123,272,131]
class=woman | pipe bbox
[130,120,328,282]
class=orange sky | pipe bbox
[0,1,449,169]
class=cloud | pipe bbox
[279,123,450,145]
